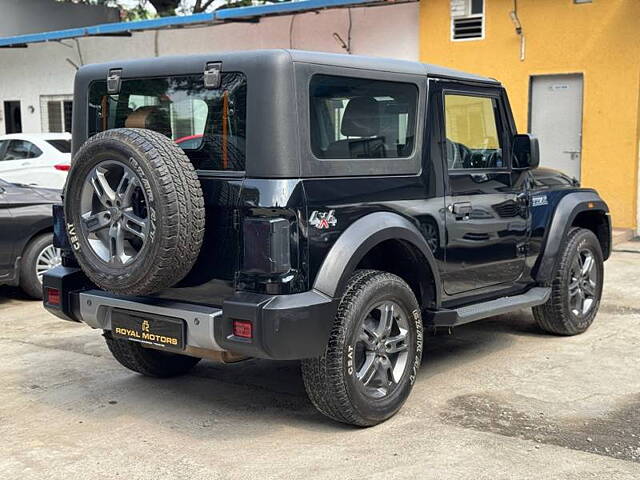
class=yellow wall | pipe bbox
[420,0,640,230]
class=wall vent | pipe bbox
[451,0,484,41]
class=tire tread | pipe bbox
[533,227,603,335]
[66,128,205,295]
[302,270,422,426]
[104,332,200,377]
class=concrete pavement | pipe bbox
[1,250,639,479]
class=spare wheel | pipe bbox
[64,128,205,295]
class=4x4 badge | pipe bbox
[310,210,337,229]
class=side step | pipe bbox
[425,287,551,328]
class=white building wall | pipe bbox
[0,2,419,134]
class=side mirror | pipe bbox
[512,133,540,170]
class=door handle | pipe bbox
[21,161,31,166]
[451,201,473,218]
[515,192,529,206]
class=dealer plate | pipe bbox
[111,309,185,350]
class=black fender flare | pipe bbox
[534,191,610,283]
[313,211,442,306]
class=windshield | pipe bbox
[88,73,247,171]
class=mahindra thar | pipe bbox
[43,50,611,426]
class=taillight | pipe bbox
[46,287,61,306]
[232,320,253,339]
[54,164,70,171]
[243,217,291,274]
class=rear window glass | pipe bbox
[88,73,247,171]
[310,75,418,159]
[46,139,71,153]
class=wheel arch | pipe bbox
[313,212,442,308]
[19,221,53,258]
[534,191,610,284]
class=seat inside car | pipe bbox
[325,96,386,159]
[124,106,172,138]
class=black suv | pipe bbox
[44,50,611,426]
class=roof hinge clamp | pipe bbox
[106,68,122,94]
[204,62,222,89]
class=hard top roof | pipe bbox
[77,49,499,85]
[288,50,498,84]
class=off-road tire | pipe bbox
[20,233,55,299]
[301,270,423,427]
[64,128,205,295]
[533,228,604,335]
[104,331,201,377]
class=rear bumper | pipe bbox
[43,266,337,360]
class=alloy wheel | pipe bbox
[79,160,150,266]
[354,301,411,399]
[36,244,62,283]
[568,248,598,317]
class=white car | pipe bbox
[0,133,71,189]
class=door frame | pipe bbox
[527,72,585,179]
[433,79,529,299]
[3,101,23,134]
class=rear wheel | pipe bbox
[104,331,200,377]
[20,233,61,299]
[533,228,604,335]
[302,270,423,426]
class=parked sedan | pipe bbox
[0,133,71,189]
[0,178,61,298]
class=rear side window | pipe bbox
[46,139,71,153]
[1,140,42,160]
[88,73,247,171]
[310,75,418,159]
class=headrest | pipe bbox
[341,96,380,137]
[125,106,171,137]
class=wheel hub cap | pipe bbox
[568,248,598,317]
[79,160,150,266]
[36,244,62,282]
[354,301,411,400]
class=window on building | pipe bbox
[574,0,592,3]
[40,96,73,133]
[444,94,503,169]
[309,75,418,159]
[451,0,484,41]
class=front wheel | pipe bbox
[533,228,604,335]
[302,270,423,426]
[20,233,61,299]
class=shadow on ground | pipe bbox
[16,309,541,435]
[441,392,640,463]
[0,286,35,304]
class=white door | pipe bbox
[0,139,43,185]
[530,74,584,180]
